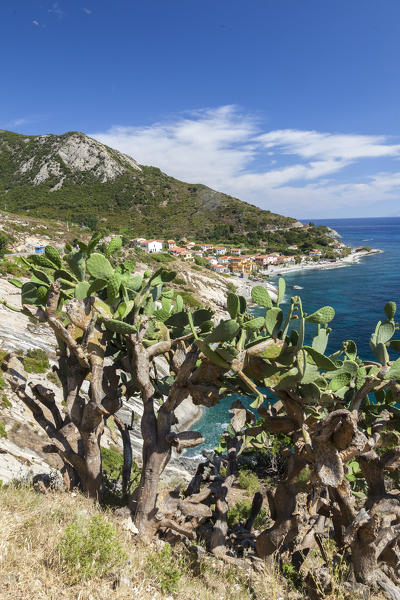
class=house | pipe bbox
[229,256,254,274]
[230,248,241,255]
[130,237,147,247]
[282,256,295,264]
[218,255,230,265]
[287,245,298,250]
[309,250,322,257]
[200,244,213,252]
[254,255,270,267]
[186,242,195,248]
[192,250,204,257]
[204,256,218,266]
[214,246,227,255]
[170,246,187,256]
[256,253,281,265]
[167,239,176,250]
[212,264,229,274]
[143,240,163,253]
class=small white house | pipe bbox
[205,257,218,266]
[212,264,229,273]
[218,256,230,265]
[144,240,163,253]
[214,246,227,255]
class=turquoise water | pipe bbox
[188,217,400,454]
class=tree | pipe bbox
[4,236,400,595]
[0,232,8,258]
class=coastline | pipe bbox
[264,248,383,278]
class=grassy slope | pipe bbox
[0,486,287,600]
[0,486,388,600]
[0,130,295,239]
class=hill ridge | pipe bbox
[0,129,296,239]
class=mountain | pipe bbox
[0,129,296,239]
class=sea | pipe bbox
[187,217,400,455]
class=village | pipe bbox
[129,236,350,276]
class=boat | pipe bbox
[293,285,303,290]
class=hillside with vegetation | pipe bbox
[0,129,296,240]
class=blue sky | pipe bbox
[2,0,400,219]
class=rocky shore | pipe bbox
[264,248,383,277]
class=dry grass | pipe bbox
[0,485,389,600]
[0,486,290,600]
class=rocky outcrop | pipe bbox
[14,132,142,189]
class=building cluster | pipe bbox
[130,237,297,274]
[129,237,349,275]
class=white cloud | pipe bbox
[48,2,64,19]
[258,129,400,161]
[83,7,92,15]
[12,118,28,126]
[32,20,40,26]
[91,106,400,218]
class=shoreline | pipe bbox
[263,248,383,278]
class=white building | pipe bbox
[212,264,229,273]
[218,255,230,265]
[144,240,163,253]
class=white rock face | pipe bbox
[0,437,57,485]
[32,160,62,185]
[56,134,141,182]
[17,132,142,189]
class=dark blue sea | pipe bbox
[188,217,400,453]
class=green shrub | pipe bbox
[194,257,209,268]
[0,258,30,278]
[192,265,202,271]
[23,348,50,374]
[227,499,268,530]
[0,372,6,391]
[174,277,186,285]
[101,445,124,481]
[0,420,7,438]
[1,394,11,409]
[282,561,303,590]
[146,543,186,594]
[181,293,202,308]
[148,253,175,263]
[101,445,140,504]
[57,515,126,583]
[238,469,259,493]
[0,233,8,259]
[46,370,62,388]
